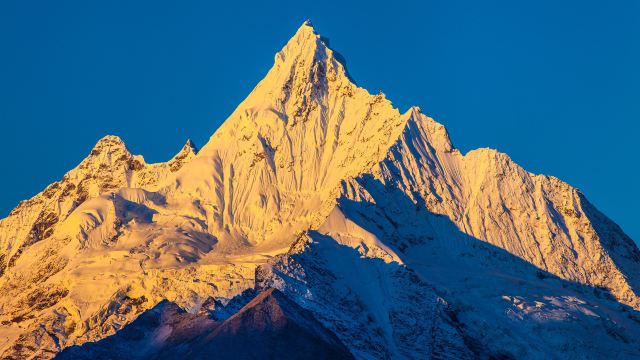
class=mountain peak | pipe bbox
[199,20,359,146]
[183,138,198,154]
[88,135,130,158]
[273,20,323,65]
[93,135,126,148]
[254,21,355,104]
[168,139,198,172]
[294,19,317,39]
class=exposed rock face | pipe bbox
[0,21,639,359]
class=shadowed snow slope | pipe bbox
[57,288,354,360]
[0,21,639,359]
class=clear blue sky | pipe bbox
[1,1,638,241]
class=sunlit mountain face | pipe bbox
[1,21,639,359]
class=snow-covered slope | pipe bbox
[0,21,639,359]
[163,22,409,253]
[0,136,197,274]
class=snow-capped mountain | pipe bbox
[1,21,639,359]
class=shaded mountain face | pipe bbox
[56,300,219,360]
[1,21,640,359]
[186,288,354,360]
[57,289,354,360]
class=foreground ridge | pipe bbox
[0,21,639,359]
[57,288,355,360]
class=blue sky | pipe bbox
[1,0,638,241]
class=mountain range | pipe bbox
[1,21,639,359]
